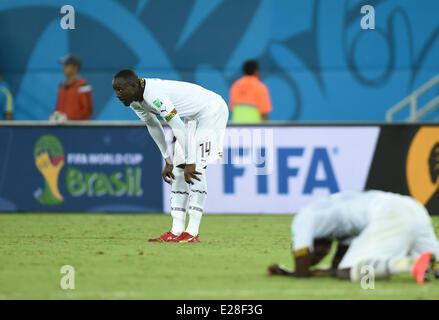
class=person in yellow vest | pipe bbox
[229,59,272,123]
[0,73,13,120]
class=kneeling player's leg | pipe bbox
[338,198,415,281]
[185,166,207,237]
[344,255,434,283]
[170,166,189,236]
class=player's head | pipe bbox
[242,59,259,76]
[112,69,141,106]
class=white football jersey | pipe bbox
[130,78,222,122]
[292,190,390,252]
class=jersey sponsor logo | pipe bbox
[406,127,439,205]
[152,98,163,109]
[164,108,177,122]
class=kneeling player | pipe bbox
[112,69,228,242]
[267,190,439,284]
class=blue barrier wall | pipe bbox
[0,125,163,212]
[2,123,438,214]
[1,0,439,121]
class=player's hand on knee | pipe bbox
[184,164,201,184]
[162,163,175,185]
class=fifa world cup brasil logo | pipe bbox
[34,135,65,205]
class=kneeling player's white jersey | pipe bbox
[292,190,402,252]
[130,78,223,122]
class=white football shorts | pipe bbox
[172,97,229,168]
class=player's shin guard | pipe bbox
[186,168,207,237]
[170,167,189,236]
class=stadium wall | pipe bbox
[0,123,437,215]
[1,0,439,122]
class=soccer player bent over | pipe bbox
[267,190,439,284]
[112,69,228,242]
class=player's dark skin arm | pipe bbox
[294,253,313,277]
[330,243,349,274]
[267,239,340,278]
[294,241,332,277]
[268,253,329,277]
[4,112,12,120]
[306,242,349,277]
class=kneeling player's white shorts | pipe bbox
[173,97,229,168]
[338,194,429,270]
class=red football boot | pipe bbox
[412,251,435,284]
[173,232,200,243]
[148,231,179,242]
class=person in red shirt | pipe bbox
[229,59,272,123]
[49,54,93,121]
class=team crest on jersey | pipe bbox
[153,98,163,109]
[164,108,177,122]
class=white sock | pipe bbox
[387,257,416,274]
[186,207,203,237]
[171,210,186,236]
[170,167,188,236]
[185,167,207,237]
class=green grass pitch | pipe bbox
[1,213,439,300]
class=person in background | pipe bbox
[229,59,272,123]
[49,54,93,122]
[0,72,13,120]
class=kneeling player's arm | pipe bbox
[310,268,335,277]
[294,249,334,278]
[293,247,313,277]
[330,243,349,271]
[292,217,316,277]
[145,116,172,164]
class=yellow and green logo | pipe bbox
[34,135,65,205]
